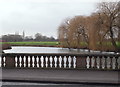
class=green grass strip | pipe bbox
[1,41,59,46]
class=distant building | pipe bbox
[15,31,19,35]
[22,31,25,39]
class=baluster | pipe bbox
[64,56,67,68]
[54,56,57,68]
[3,56,6,67]
[50,56,53,68]
[2,56,5,67]
[19,56,22,67]
[36,56,39,68]
[91,56,95,68]
[112,57,116,69]
[73,56,76,68]
[59,56,62,68]
[15,56,18,67]
[117,57,120,69]
[0,56,1,67]
[106,57,111,69]
[32,56,35,67]
[101,56,105,69]
[28,56,31,67]
[66,56,69,68]
[86,56,90,69]
[96,57,100,69]
[23,56,26,67]
[41,56,44,68]
[68,56,72,68]
[45,56,48,68]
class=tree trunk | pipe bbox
[109,27,118,51]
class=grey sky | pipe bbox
[0,0,102,38]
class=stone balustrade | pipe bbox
[0,53,120,70]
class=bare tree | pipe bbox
[58,1,120,52]
[69,16,89,49]
[97,1,120,51]
[58,19,71,49]
[58,16,89,49]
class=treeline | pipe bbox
[58,2,120,52]
[1,33,57,42]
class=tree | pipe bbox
[58,16,89,49]
[34,33,56,41]
[58,1,120,52]
[58,19,71,48]
[24,36,33,41]
[68,16,89,49]
[2,34,23,42]
[34,33,42,41]
[88,13,109,51]
[97,1,120,51]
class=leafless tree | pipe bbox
[58,16,89,49]
[58,1,120,52]
[97,1,120,51]
[58,19,71,48]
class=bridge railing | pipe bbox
[0,53,120,70]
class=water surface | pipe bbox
[4,46,89,53]
[3,46,116,54]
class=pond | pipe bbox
[3,46,90,53]
[3,46,116,54]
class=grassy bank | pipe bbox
[1,41,120,51]
[1,41,59,46]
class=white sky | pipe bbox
[0,0,116,38]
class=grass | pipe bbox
[116,42,120,48]
[62,41,120,48]
[1,41,120,48]
[104,42,120,48]
[1,41,59,46]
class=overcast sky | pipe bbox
[0,0,114,38]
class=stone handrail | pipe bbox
[0,53,120,70]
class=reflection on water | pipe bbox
[3,46,116,54]
[4,46,89,53]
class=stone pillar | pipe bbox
[5,56,15,68]
[76,57,86,69]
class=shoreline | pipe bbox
[0,44,12,53]
[11,44,61,47]
[1,44,119,53]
